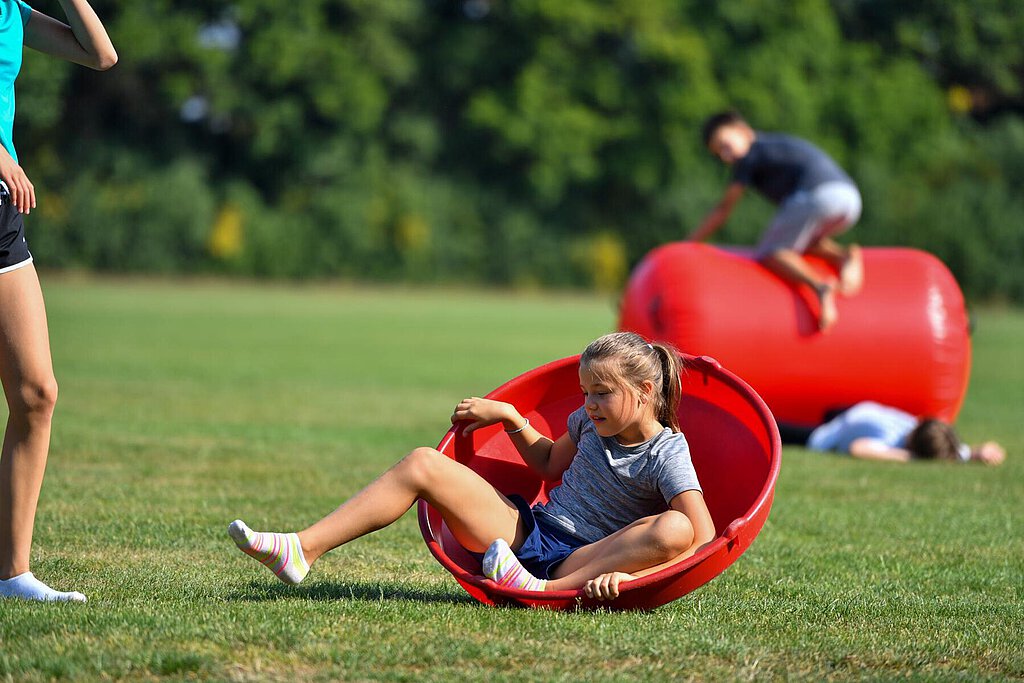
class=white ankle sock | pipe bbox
[0,572,87,602]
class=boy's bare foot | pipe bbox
[839,244,864,295]
[816,283,838,332]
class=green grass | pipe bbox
[1,276,1022,682]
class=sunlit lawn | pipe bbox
[0,276,1021,681]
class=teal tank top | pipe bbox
[0,0,32,163]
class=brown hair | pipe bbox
[701,109,748,147]
[580,332,685,432]
[906,419,961,461]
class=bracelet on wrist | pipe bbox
[504,418,529,435]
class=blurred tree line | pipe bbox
[17,0,1024,301]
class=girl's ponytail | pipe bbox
[651,342,684,432]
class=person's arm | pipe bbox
[688,182,745,242]
[451,398,577,481]
[0,145,34,214]
[23,0,118,70]
[669,490,716,559]
[582,490,716,601]
[848,438,912,463]
[2,3,116,213]
[969,441,1005,465]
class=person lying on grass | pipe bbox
[806,401,1005,465]
[229,332,716,601]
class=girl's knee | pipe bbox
[398,447,447,488]
[648,510,694,558]
[10,375,58,423]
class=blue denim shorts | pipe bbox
[506,494,588,579]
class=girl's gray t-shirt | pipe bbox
[533,407,702,544]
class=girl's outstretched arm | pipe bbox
[847,438,911,463]
[452,397,577,480]
[23,0,117,70]
[970,441,1005,465]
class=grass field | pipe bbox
[1,276,1022,681]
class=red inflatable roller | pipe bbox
[619,243,971,429]
[417,353,781,611]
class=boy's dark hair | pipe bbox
[701,110,747,147]
[906,419,961,461]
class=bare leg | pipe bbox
[838,243,863,295]
[297,447,524,565]
[544,510,695,590]
[806,233,846,269]
[0,265,59,580]
[807,236,863,296]
[759,249,838,332]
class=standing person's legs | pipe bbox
[230,447,526,584]
[0,264,83,602]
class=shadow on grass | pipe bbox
[227,579,478,606]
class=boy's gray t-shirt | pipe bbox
[533,407,702,544]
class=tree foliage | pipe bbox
[17,0,1024,300]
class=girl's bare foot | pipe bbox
[839,244,864,295]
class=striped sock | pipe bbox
[482,538,547,591]
[228,519,309,585]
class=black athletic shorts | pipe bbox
[0,180,32,273]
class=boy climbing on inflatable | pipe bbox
[689,110,864,332]
[228,333,716,601]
